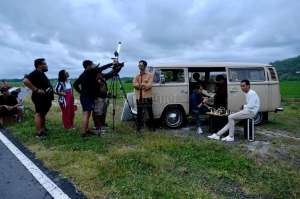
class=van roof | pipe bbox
[153,62,272,68]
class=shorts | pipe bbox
[94,98,109,116]
[0,107,18,117]
[80,96,95,112]
[32,96,52,116]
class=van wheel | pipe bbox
[163,107,184,128]
[254,112,263,126]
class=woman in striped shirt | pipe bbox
[55,70,75,129]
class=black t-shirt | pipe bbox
[27,70,54,100]
[73,63,114,98]
[0,95,18,106]
[73,70,98,98]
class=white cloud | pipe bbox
[0,0,299,79]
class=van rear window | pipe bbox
[229,68,266,82]
[268,67,278,81]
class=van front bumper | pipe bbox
[275,107,284,112]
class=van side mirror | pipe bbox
[160,74,165,84]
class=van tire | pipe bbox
[254,112,264,126]
[163,106,184,128]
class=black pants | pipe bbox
[136,98,154,130]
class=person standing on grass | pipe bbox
[55,70,76,129]
[23,58,54,138]
[73,60,121,137]
[133,60,155,132]
[208,79,260,142]
[93,59,121,133]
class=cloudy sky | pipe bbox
[0,0,299,79]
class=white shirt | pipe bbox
[65,80,72,90]
[244,89,260,115]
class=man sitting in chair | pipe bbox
[0,87,21,127]
[208,79,260,142]
[190,84,210,134]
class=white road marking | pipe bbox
[0,130,70,199]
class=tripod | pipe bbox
[108,74,134,131]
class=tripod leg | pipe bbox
[116,75,139,131]
[116,75,134,114]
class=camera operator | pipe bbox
[93,59,123,133]
[23,58,54,138]
[73,59,122,137]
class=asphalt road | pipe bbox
[0,129,86,199]
[0,140,52,199]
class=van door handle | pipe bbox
[180,90,188,94]
[230,90,239,93]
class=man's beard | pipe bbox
[42,68,48,72]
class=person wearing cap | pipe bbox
[23,58,54,138]
[0,87,21,127]
[133,60,155,132]
[0,80,10,90]
[93,59,122,133]
[73,59,121,137]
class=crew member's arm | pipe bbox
[23,78,45,95]
[102,70,115,80]
[3,97,19,111]
[96,63,113,73]
[132,75,140,90]
[73,76,82,94]
[143,74,153,91]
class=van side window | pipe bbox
[161,69,185,83]
[153,69,161,83]
[229,68,265,82]
[268,67,278,81]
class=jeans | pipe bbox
[192,106,209,127]
[136,98,154,130]
[217,109,255,137]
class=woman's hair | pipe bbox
[58,70,67,82]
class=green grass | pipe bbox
[263,80,300,135]
[280,81,300,99]
[265,101,300,136]
[9,109,300,198]
[4,80,300,198]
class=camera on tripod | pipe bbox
[107,42,135,131]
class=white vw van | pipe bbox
[122,62,282,128]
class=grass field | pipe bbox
[3,80,300,198]
[279,81,300,99]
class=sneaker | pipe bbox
[221,135,234,142]
[81,132,93,138]
[207,133,220,140]
[36,131,47,139]
[196,127,203,134]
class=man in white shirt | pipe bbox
[208,79,260,142]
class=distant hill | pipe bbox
[270,55,300,80]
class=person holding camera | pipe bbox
[23,58,54,138]
[133,60,155,132]
[93,59,122,133]
[73,59,122,137]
